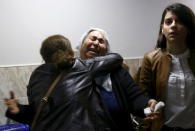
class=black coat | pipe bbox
[6,53,149,131]
[7,53,123,131]
[109,67,150,130]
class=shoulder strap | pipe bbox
[31,70,66,130]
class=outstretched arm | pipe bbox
[5,91,33,124]
[89,53,123,76]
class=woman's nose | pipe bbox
[171,20,177,27]
[93,40,99,46]
[170,21,178,30]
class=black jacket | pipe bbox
[6,53,149,131]
[7,53,123,131]
[109,67,150,130]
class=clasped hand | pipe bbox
[4,91,20,114]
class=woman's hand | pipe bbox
[144,99,161,121]
[4,91,20,114]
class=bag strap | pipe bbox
[31,70,66,130]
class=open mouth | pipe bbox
[88,48,99,54]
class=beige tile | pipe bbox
[124,58,142,77]
[0,65,38,99]
[0,100,8,125]
[0,65,37,124]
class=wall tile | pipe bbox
[0,65,38,125]
[124,58,142,77]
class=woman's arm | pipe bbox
[139,54,154,97]
[112,67,150,117]
[89,53,123,77]
[6,104,33,124]
[5,91,33,124]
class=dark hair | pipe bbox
[40,35,74,69]
[156,3,195,49]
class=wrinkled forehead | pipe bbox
[86,31,105,40]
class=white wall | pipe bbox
[0,0,194,66]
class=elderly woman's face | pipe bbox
[80,31,108,59]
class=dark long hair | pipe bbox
[156,3,195,49]
[40,35,74,69]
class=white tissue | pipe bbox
[144,101,165,116]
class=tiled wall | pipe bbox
[0,58,142,125]
[0,65,38,124]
